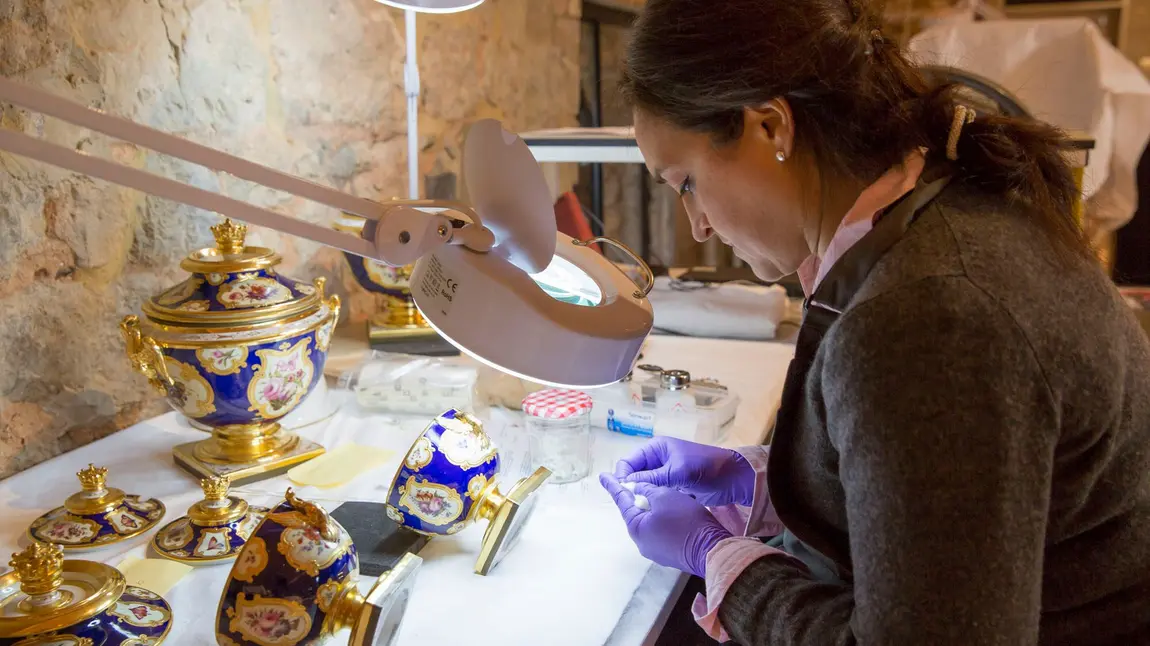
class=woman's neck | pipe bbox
[806,169,868,259]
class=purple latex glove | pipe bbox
[600,473,732,578]
[614,437,756,507]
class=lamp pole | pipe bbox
[404,8,421,200]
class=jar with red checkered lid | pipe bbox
[521,389,594,484]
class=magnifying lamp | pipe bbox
[370,0,486,200]
[0,77,654,388]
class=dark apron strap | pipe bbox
[780,171,953,400]
[808,172,953,317]
[764,171,953,577]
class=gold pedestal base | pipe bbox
[173,436,325,486]
[475,467,551,576]
[367,313,439,345]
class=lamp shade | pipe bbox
[372,0,485,13]
[410,121,654,388]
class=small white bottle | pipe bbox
[655,370,698,440]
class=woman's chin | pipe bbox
[747,260,786,283]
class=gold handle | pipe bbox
[572,237,654,299]
[312,275,342,325]
[285,488,339,542]
[119,316,173,395]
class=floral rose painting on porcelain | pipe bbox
[216,277,293,309]
[246,339,315,418]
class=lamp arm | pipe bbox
[0,76,492,267]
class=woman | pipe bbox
[599,1,1150,644]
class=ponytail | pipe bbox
[915,84,1090,259]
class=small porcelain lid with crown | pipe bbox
[151,477,268,566]
[141,217,327,327]
[26,464,167,552]
[521,389,593,420]
[0,542,124,637]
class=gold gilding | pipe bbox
[0,544,126,638]
[187,477,250,526]
[64,464,126,516]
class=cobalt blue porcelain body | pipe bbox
[157,327,330,429]
[386,409,501,536]
[121,223,340,432]
[342,253,412,298]
[216,494,357,646]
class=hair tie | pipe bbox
[947,105,976,161]
[864,29,884,56]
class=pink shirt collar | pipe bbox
[796,151,926,297]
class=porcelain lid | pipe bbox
[0,543,125,637]
[187,477,249,526]
[64,464,126,516]
[142,218,325,327]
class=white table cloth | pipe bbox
[0,335,795,645]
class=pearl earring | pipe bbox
[776,151,786,162]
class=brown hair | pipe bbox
[620,0,1089,258]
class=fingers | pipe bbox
[614,439,670,479]
[624,463,674,487]
[613,459,636,480]
[600,473,635,507]
[599,473,647,527]
[632,482,662,498]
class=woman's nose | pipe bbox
[688,210,713,243]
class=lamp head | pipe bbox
[371,0,485,13]
[408,120,654,389]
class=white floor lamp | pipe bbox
[373,0,486,200]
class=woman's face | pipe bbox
[633,104,813,281]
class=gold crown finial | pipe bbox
[211,218,247,255]
[10,543,64,596]
[201,476,230,502]
[77,464,107,493]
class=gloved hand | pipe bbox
[600,474,732,578]
[614,437,756,507]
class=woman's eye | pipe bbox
[678,176,693,195]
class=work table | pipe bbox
[0,334,795,645]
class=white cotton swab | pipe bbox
[622,481,651,510]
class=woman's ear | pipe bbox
[743,99,795,161]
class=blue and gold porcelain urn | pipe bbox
[119,218,340,485]
[386,409,551,575]
[215,489,421,646]
[27,464,165,553]
[0,542,173,645]
[152,477,268,566]
[332,213,436,345]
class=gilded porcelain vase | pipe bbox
[215,489,420,646]
[119,218,340,484]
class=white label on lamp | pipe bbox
[418,255,459,317]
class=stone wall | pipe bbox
[0,0,582,478]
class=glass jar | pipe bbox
[521,389,594,484]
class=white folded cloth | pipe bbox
[647,276,789,340]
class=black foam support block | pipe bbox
[329,502,429,577]
[369,335,461,357]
